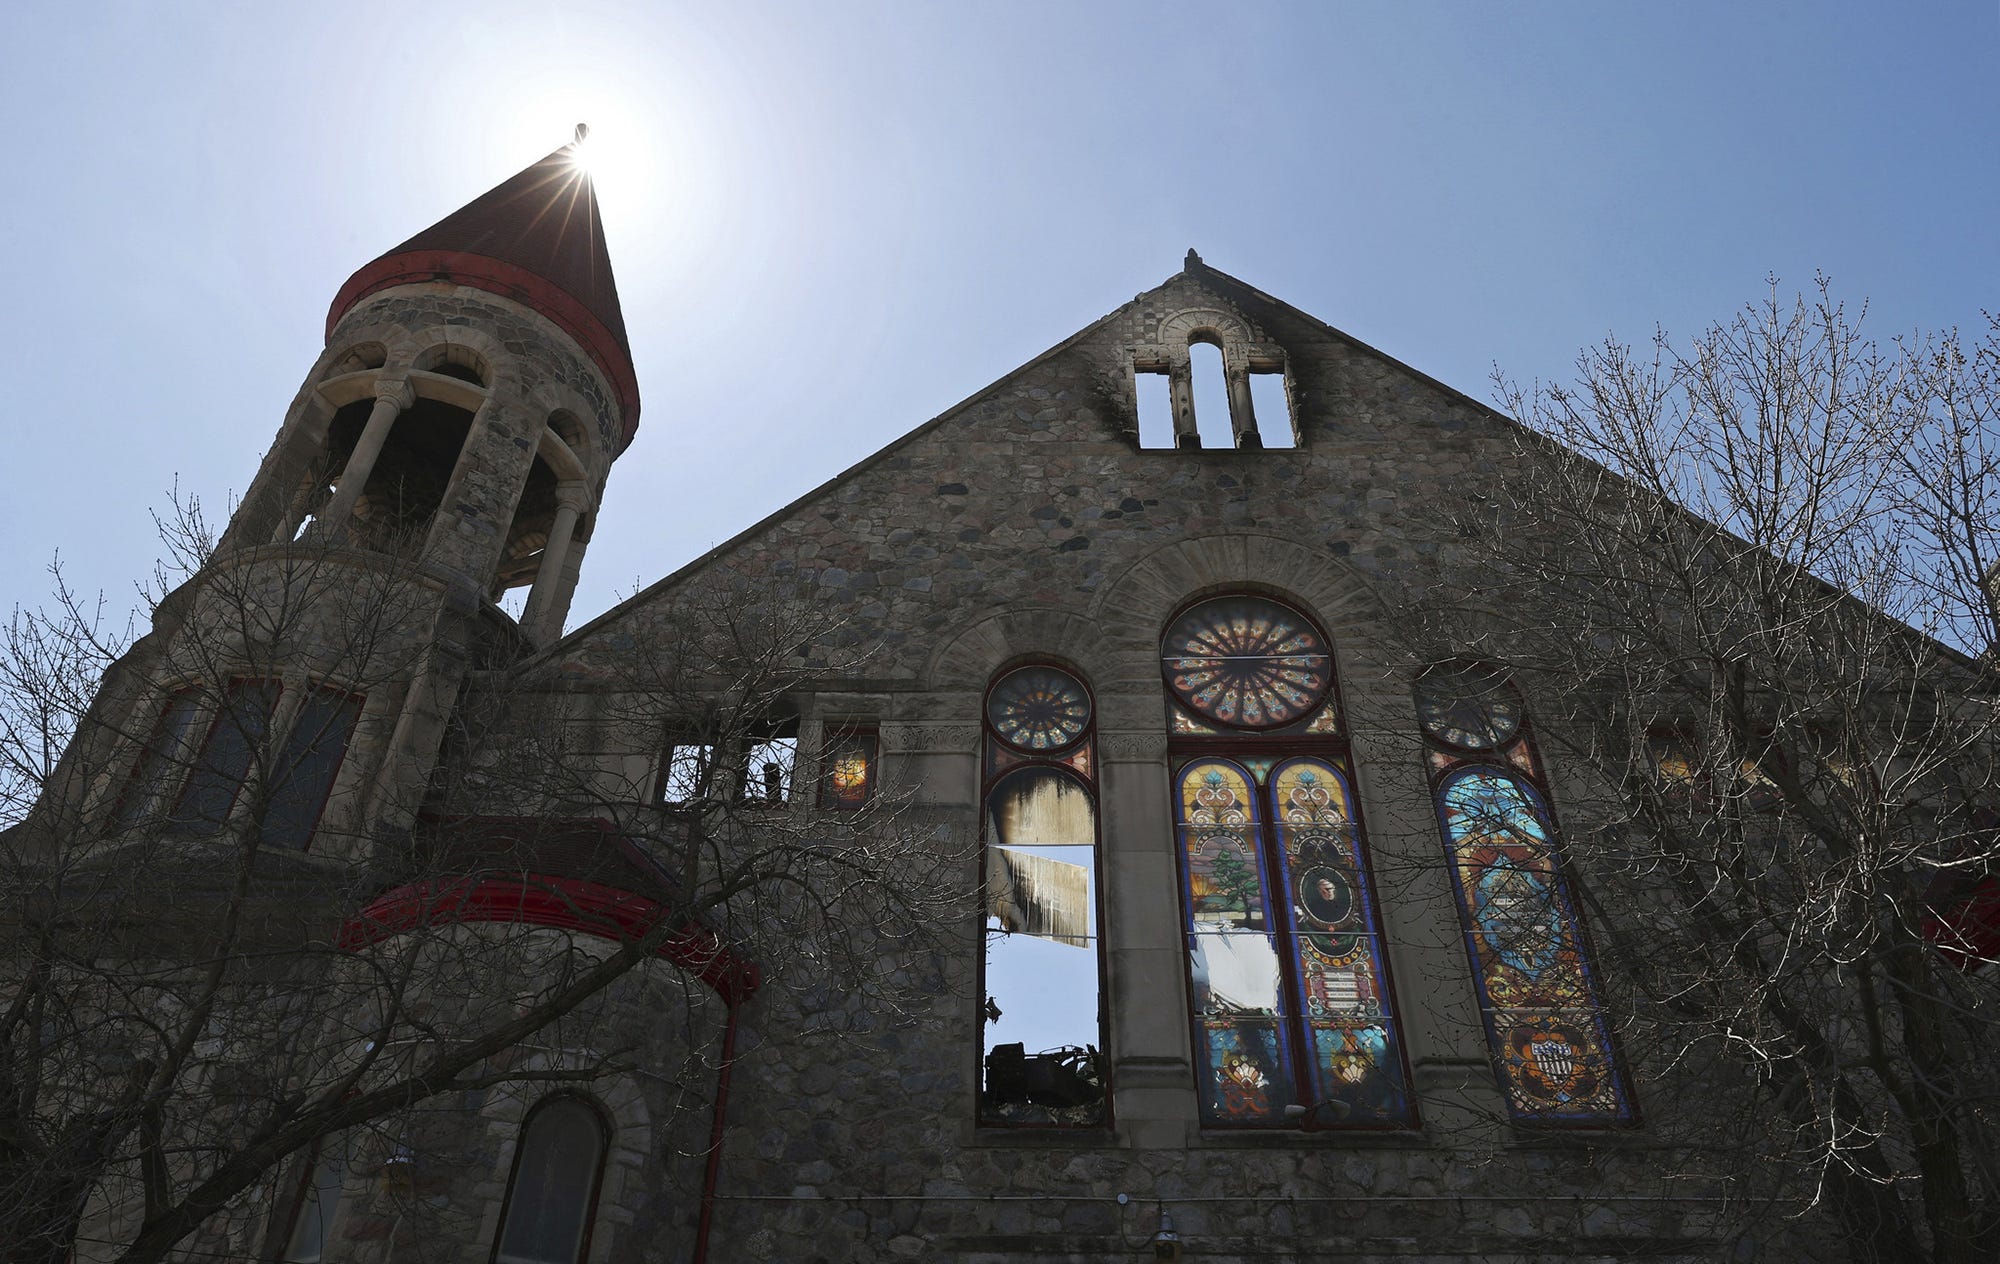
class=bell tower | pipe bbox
[53,143,640,857]
[222,141,640,640]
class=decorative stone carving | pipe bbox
[1099,731,1168,762]
[881,724,980,753]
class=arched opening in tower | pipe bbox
[494,454,558,612]
[326,397,477,552]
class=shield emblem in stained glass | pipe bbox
[1162,596,1332,730]
[1415,661,1525,750]
[987,665,1092,753]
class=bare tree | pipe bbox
[0,502,965,1264]
[1426,279,2000,1262]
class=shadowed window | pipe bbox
[492,1096,608,1264]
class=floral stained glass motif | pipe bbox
[1178,760,1296,1122]
[987,665,1092,752]
[1438,768,1631,1122]
[1163,596,1332,730]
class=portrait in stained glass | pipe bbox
[987,665,1092,752]
[1268,758,1413,1123]
[1162,595,1332,730]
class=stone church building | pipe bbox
[35,145,1824,1263]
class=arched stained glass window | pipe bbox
[492,1096,608,1264]
[979,664,1105,1127]
[1165,596,1414,1129]
[1419,663,1635,1125]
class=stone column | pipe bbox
[1226,367,1262,449]
[310,379,414,540]
[1168,357,1200,450]
[522,482,592,642]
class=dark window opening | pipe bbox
[260,689,363,851]
[491,1096,607,1264]
[495,457,558,601]
[279,1137,349,1263]
[111,689,204,829]
[168,681,280,836]
[325,397,476,551]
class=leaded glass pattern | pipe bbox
[1429,730,1634,1124]
[1174,759,1413,1126]
[1416,662,1525,750]
[987,665,1091,752]
[1162,596,1332,730]
[1269,758,1412,1123]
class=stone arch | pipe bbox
[322,341,386,379]
[403,324,513,392]
[922,604,1117,695]
[1157,305,1255,351]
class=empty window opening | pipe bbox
[415,345,489,388]
[259,689,363,851]
[1249,370,1296,448]
[744,733,799,805]
[659,741,718,806]
[1188,339,1234,450]
[495,457,558,602]
[1134,369,1175,449]
[492,1096,607,1264]
[325,397,477,552]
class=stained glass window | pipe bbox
[817,729,877,811]
[1162,596,1332,730]
[1164,594,1413,1129]
[1175,759,1413,1126]
[1421,666,1634,1125]
[986,665,1092,752]
[1415,661,1524,751]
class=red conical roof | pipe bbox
[327,145,641,449]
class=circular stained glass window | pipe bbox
[987,665,1092,752]
[1161,596,1332,730]
[1415,662,1524,750]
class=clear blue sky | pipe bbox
[2,1,1994,632]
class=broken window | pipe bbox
[492,1095,608,1264]
[743,733,799,805]
[979,664,1105,1126]
[658,740,717,807]
[1248,370,1295,448]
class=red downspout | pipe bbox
[692,1002,740,1264]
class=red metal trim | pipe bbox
[326,250,641,451]
[691,1003,740,1264]
[339,875,759,1005]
